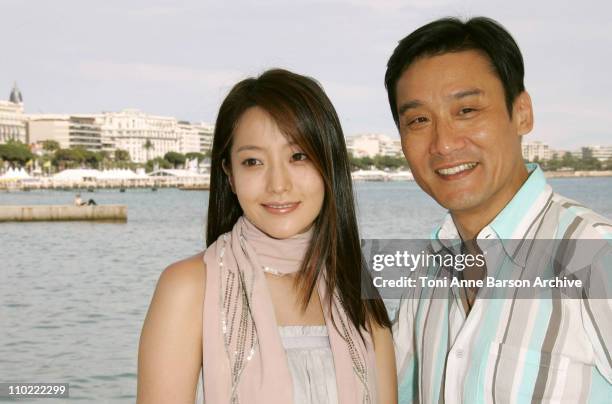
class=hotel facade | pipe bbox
[0,84,27,144]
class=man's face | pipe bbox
[394,50,532,217]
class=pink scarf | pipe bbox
[202,216,378,403]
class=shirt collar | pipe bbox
[432,163,551,263]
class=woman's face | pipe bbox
[225,106,325,239]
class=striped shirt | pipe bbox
[393,164,612,403]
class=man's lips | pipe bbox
[434,162,479,179]
[261,202,301,214]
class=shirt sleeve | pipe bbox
[580,242,612,383]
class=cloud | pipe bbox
[78,61,245,90]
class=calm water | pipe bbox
[1,178,611,402]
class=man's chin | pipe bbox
[435,193,483,214]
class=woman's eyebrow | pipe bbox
[235,145,264,152]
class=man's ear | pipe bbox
[222,158,235,193]
[513,91,534,137]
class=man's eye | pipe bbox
[408,116,428,126]
[291,152,308,162]
[242,158,261,166]
[459,107,476,114]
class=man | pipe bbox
[74,193,96,206]
[385,17,612,403]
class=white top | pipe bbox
[195,325,338,404]
[280,325,338,404]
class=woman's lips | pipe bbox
[261,202,301,214]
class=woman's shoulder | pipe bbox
[156,252,207,305]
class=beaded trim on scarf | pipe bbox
[218,232,258,404]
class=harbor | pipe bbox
[0,168,211,191]
[3,167,612,192]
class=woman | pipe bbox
[137,69,396,403]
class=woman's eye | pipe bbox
[291,152,308,162]
[242,158,261,167]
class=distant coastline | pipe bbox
[1,169,611,191]
[543,170,612,178]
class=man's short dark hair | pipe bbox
[384,16,525,127]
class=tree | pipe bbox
[114,149,131,163]
[83,150,103,169]
[164,151,186,168]
[42,140,60,153]
[544,153,561,171]
[185,152,206,163]
[0,141,34,167]
[145,157,172,173]
[143,139,154,162]
[374,155,406,170]
[561,152,576,169]
[52,148,85,169]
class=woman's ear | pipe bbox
[222,158,235,193]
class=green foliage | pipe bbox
[349,154,408,170]
[145,157,172,173]
[538,152,605,171]
[114,149,131,162]
[0,141,34,166]
[185,152,206,163]
[42,140,60,152]
[164,151,186,168]
[52,148,85,168]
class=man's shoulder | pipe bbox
[549,192,612,240]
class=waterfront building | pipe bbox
[521,141,552,161]
[28,114,102,150]
[346,133,402,158]
[177,121,202,155]
[97,109,178,163]
[0,83,27,144]
[192,122,214,154]
[96,109,214,163]
[582,145,612,162]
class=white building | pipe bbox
[97,109,179,163]
[346,133,402,158]
[96,109,214,163]
[193,122,214,154]
[522,141,552,161]
[28,114,102,151]
[0,84,28,144]
[177,121,202,155]
[583,145,612,162]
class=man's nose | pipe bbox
[266,162,292,194]
[429,120,466,156]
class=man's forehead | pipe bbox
[395,51,499,102]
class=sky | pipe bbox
[1,0,611,150]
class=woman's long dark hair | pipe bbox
[206,69,391,334]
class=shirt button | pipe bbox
[455,349,464,358]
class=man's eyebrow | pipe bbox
[451,88,483,100]
[397,99,424,116]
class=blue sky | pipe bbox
[1,0,611,150]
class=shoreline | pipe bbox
[1,170,611,191]
[543,170,612,178]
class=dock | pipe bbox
[0,205,128,222]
